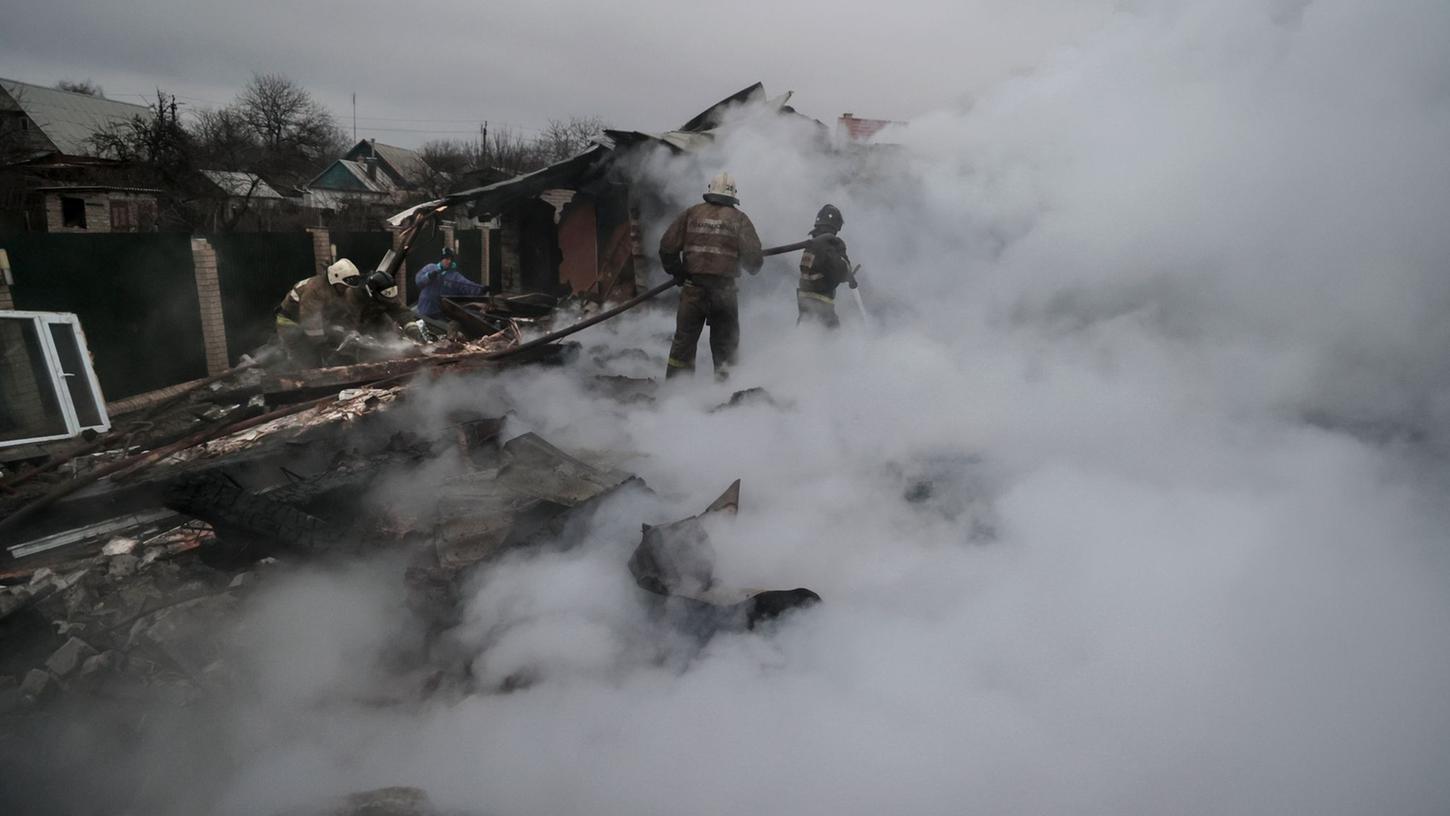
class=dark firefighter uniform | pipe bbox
[659,189,763,379]
[274,275,357,368]
[345,282,413,338]
[797,206,854,328]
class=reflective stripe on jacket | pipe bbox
[659,202,763,279]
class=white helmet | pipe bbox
[326,258,362,287]
[705,171,738,203]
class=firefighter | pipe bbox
[331,269,429,359]
[796,204,855,329]
[658,172,764,380]
[274,258,363,368]
[350,269,414,336]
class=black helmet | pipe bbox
[814,204,843,233]
[365,270,399,302]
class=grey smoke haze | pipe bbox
[0,0,1112,142]
[11,0,1450,813]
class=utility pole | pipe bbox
[352,93,357,141]
[481,120,488,166]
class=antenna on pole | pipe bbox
[352,93,357,141]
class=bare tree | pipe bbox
[235,73,345,178]
[89,91,190,168]
[56,79,104,97]
[537,115,607,163]
[192,106,258,167]
[88,90,201,228]
[418,138,483,197]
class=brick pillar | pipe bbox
[190,238,230,376]
[480,228,492,290]
[441,223,455,254]
[0,252,14,310]
[307,228,332,275]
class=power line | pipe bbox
[108,89,548,134]
[357,125,494,134]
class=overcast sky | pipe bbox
[1,0,1115,147]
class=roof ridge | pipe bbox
[0,77,149,110]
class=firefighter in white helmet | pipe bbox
[273,258,365,368]
[658,171,764,380]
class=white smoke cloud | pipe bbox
[13,2,1450,814]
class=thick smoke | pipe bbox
[13,1,1450,813]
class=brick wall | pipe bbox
[44,192,112,233]
[307,227,332,275]
[190,238,230,375]
[480,228,491,289]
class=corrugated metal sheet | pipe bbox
[387,83,820,226]
[387,146,608,227]
[0,78,150,157]
[367,141,427,185]
[200,170,284,199]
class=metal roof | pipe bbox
[0,78,150,157]
[367,141,427,184]
[337,159,397,193]
[387,146,607,227]
[31,185,161,194]
[308,158,398,195]
[200,170,284,199]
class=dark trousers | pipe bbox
[275,319,323,369]
[667,280,739,380]
[796,290,840,328]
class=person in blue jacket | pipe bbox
[414,246,487,320]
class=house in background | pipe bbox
[30,185,160,233]
[0,78,148,162]
[307,139,428,207]
[0,78,163,233]
[198,170,290,231]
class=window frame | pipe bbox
[59,195,88,229]
[0,310,111,448]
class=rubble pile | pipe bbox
[0,294,827,812]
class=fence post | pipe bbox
[307,228,332,274]
[480,228,492,290]
[0,248,14,310]
[190,237,230,376]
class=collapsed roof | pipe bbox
[385,82,817,228]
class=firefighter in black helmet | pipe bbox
[796,204,855,329]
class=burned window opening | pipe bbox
[59,196,86,229]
